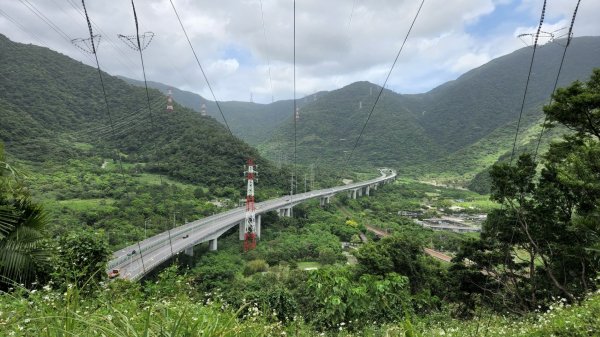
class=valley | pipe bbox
[1,1,600,335]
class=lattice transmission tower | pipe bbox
[244,159,258,251]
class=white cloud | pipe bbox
[0,0,598,102]
[449,52,492,73]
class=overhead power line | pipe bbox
[343,0,425,168]
[509,0,546,165]
[258,0,274,102]
[0,8,46,47]
[292,0,297,197]
[533,0,581,161]
[122,0,163,184]
[348,0,359,28]
[17,0,94,63]
[79,0,126,179]
[168,0,234,137]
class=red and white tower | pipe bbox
[244,159,257,251]
[166,89,174,112]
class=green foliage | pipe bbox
[243,259,269,276]
[1,275,600,336]
[251,221,345,266]
[454,70,600,313]
[191,252,243,292]
[544,68,600,139]
[51,229,110,290]
[299,267,412,329]
[354,234,445,298]
[0,145,50,288]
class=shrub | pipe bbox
[243,259,268,276]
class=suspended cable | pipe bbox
[292,0,297,197]
[509,0,546,165]
[168,0,234,137]
[124,0,164,184]
[258,0,274,102]
[0,8,46,47]
[80,0,126,179]
[348,0,359,28]
[17,0,94,63]
[533,0,581,161]
[343,0,425,168]
[59,0,140,70]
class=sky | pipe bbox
[1,0,598,103]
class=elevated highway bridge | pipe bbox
[108,169,396,280]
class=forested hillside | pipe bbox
[258,36,600,174]
[260,81,445,168]
[408,36,600,152]
[120,76,326,145]
[0,34,295,250]
[120,37,600,188]
[0,34,287,189]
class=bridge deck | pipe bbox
[108,169,396,280]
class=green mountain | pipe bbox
[258,82,446,168]
[118,76,325,145]
[119,36,600,190]
[407,36,600,152]
[0,34,287,190]
[258,36,600,174]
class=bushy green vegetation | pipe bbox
[451,69,600,314]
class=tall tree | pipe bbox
[453,69,600,313]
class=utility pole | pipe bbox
[167,229,174,257]
[310,164,315,190]
[290,172,294,196]
[303,173,307,193]
[144,219,149,239]
[172,212,179,228]
[137,241,146,274]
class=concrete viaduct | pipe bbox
[108,169,396,280]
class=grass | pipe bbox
[133,173,198,189]
[297,261,322,270]
[456,198,499,211]
[72,142,94,151]
[58,198,116,212]
[2,279,599,336]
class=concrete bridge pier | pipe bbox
[278,207,292,217]
[320,196,331,206]
[365,186,370,196]
[357,188,363,197]
[239,221,245,240]
[184,246,194,256]
[208,238,218,251]
[349,189,358,199]
[239,216,261,240]
[256,214,261,239]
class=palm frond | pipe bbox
[0,206,17,239]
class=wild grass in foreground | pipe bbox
[1,278,599,336]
